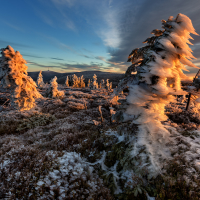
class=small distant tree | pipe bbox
[72,74,79,88]
[45,76,65,98]
[106,79,110,90]
[109,82,112,90]
[65,76,69,87]
[0,45,42,110]
[91,74,98,89]
[80,75,85,88]
[88,79,91,87]
[37,70,44,88]
[100,79,105,89]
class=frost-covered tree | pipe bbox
[106,79,110,90]
[115,13,198,124]
[0,45,42,110]
[91,74,98,89]
[109,82,112,90]
[100,79,105,89]
[45,76,65,98]
[113,13,199,174]
[65,76,69,87]
[80,75,85,88]
[87,79,91,87]
[37,70,44,88]
[72,74,79,88]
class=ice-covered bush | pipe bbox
[45,76,65,98]
[36,70,44,88]
[0,45,42,110]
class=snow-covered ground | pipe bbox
[0,86,200,199]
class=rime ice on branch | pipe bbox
[0,45,42,110]
[37,70,44,88]
[45,76,65,98]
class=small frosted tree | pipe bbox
[100,79,105,89]
[72,74,79,88]
[0,45,42,110]
[91,74,98,89]
[45,76,65,98]
[80,75,85,88]
[109,82,112,90]
[37,70,44,88]
[87,79,91,87]
[106,79,110,90]
[65,76,69,87]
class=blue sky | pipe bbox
[1,0,200,76]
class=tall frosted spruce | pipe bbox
[0,45,42,110]
[116,13,198,125]
[113,14,199,174]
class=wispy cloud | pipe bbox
[27,60,107,72]
[1,20,23,32]
[51,57,64,60]
[0,39,31,49]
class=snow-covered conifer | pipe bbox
[72,74,79,88]
[65,76,69,87]
[37,70,44,88]
[115,13,198,124]
[109,82,112,90]
[80,75,85,88]
[113,14,199,174]
[45,76,65,98]
[88,79,91,87]
[0,45,42,110]
[91,74,98,89]
[100,79,105,89]
[106,79,110,90]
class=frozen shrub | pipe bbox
[45,76,65,98]
[36,70,44,88]
[0,45,42,110]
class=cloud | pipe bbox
[27,60,108,72]
[103,0,200,73]
[0,39,31,49]
[50,57,65,60]
[23,54,44,59]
